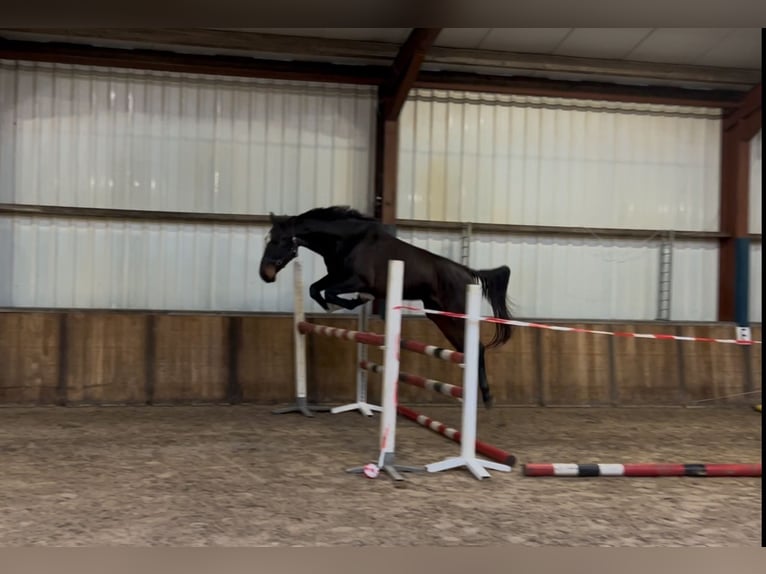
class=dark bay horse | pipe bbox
[259,206,513,408]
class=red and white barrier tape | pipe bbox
[393,305,762,346]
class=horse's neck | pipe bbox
[299,220,374,257]
[297,228,344,258]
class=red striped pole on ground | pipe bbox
[523,463,762,477]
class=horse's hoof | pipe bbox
[483,396,495,409]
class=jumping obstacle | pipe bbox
[348,259,423,480]
[360,360,464,400]
[291,257,513,481]
[523,463,762,477]
[397,405,517,467]
[360,360,517,466]
[420,275,511,480]
[330,303,382,417]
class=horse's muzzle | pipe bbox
[260,263,277,283]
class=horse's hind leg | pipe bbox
[478,344,494,408]
[424,309,493,408]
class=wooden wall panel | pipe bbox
[681,325,749,405]
[482,322,538,405]
[153,315,228,402]
[612,323,681,404]
[750,325,761,402]
[238,316,295,403]
[66,313,147,404]
[0,312,60,404]
[539,324,611,406]
[0,311,759,407]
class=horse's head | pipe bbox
[259,213,302,283]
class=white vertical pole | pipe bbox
[378,259,404,468]
[425,281,512,479]
[357,303,369,402]
[293,259,308,402]
[347,259,422,480]
[459,282,482,460]
[273,258,330,416]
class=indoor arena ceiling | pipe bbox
[0,28,761,90]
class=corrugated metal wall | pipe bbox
[3,216,345,312]
[398,89,722,230]
[749,130,762,323]
[0,60,375,213]
[396,229,718,321]
[0,65,746,322]
[0,60,376,312]
[396,89,722,320]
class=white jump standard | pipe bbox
[423,282,512,480]
[330,301,383,417]
[345,260,424,481]
[272,260,332,417]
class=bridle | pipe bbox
[264,229,301,268]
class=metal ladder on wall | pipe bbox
[461,223,472,266]
[656,230,674,321]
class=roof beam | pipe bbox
[0,28,400,63]
[0,38,387,85]
[415,70,744,108]
[423,45,760,91]
[379,28,441,121]
[723,83,762,137]
[0,35,750,110]
[1,28,758,91]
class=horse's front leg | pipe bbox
[325,291,372,311]
[308,275,333,311]
[323,276,373,311]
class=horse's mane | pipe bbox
[296,206,374,222]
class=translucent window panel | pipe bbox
[4,215,356,313]
[399,89,721,231]
[398,228,715,321]
[0,60,375,216]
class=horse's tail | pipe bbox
[473,265,513,348]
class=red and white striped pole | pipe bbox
[523,463,762,477]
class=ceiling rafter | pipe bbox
[0,28,759,91]
[722,83,762,139]
[0,38,388,85]
[379,28,442,121]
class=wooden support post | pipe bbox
[372,28,440,316]
[373,28,441,224]
[718,83,761,324]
